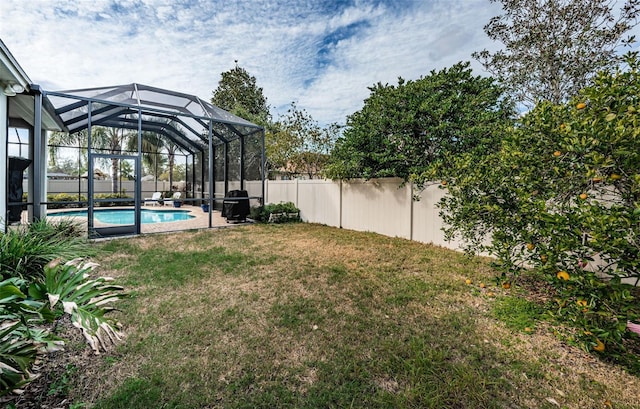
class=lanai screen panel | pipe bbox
[244,131,263,200]
[46,83,262,154]
[44,83,264,209]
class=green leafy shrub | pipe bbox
[251,202,300,223]
[325,62,514,181]
[94,193,133,207]
[0,259,124,396]
[31,259,125,353]
[0,218,90,280]
[0,219,119,396]
[250,205,269,222]
[0,279,48,394]
[46,193,87,209]
[439,52,640,363]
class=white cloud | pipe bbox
[0,0,506,125]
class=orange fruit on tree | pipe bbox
[465,278,472,285]
[579,193,588,200]
[553,150,562,157]
[441,180,448,186]
[557,271,570,281]
[540,254,548,263]
[577,299,588,307]
[479,283,486,288]
[576,102,587,109]
[526,243,535,251]
[502,282,511,289]
[593,339,605,352]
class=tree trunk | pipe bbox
[168,152,175,190]
[111,157,119,194]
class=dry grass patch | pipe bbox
[63,223,640,409]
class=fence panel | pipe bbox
[297,180,341,227]
[341,178,412,240]
[412,184,454,248]
[45,180,174,197]
[265,180,298,204]
[262,178,463,250]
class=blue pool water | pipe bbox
[48,209,195,225]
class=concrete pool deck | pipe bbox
[33,205,250,235]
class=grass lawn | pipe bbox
[71,223,639,408]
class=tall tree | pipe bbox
[211,62,270,124]
[211,63,272,182]
[474,0,639,108]
[268,103,339,179]
[48,130,88,177]
[104,127,129,193]
[126,130,166,178]
[48,127,132,193]
[325,62,514,185]
[439,53,640,353]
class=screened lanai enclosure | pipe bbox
[37,83,264,237]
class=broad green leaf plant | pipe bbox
[32,258,125,353]
[0,259,124,396]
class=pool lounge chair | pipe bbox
[144,192,164,206]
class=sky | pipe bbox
[2,0,506,126]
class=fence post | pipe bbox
[339,179,343,228]
[295,178,299,207]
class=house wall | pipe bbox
[0,93,7,230]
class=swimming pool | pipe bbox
[47,209,195,225]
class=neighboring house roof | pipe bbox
[80,169,108,179]
[47,172,74,179]
[274,155,326,177]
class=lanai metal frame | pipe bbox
[39,83,265,237]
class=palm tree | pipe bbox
[165,140,179,190]
[127,129,181,189]
[104,127,130,193]
[48,130,87,177]
[127,130,165,178]
[48,127,133,193]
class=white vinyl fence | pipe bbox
[42,180,262,202]
[36,177,460,249]
[265,178,462,250]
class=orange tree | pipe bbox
[436,53,640,365]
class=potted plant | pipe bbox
[282,202,300,220]
[264,202,300,223]
[171,192,183,208]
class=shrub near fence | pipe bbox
[46,193,87,209]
